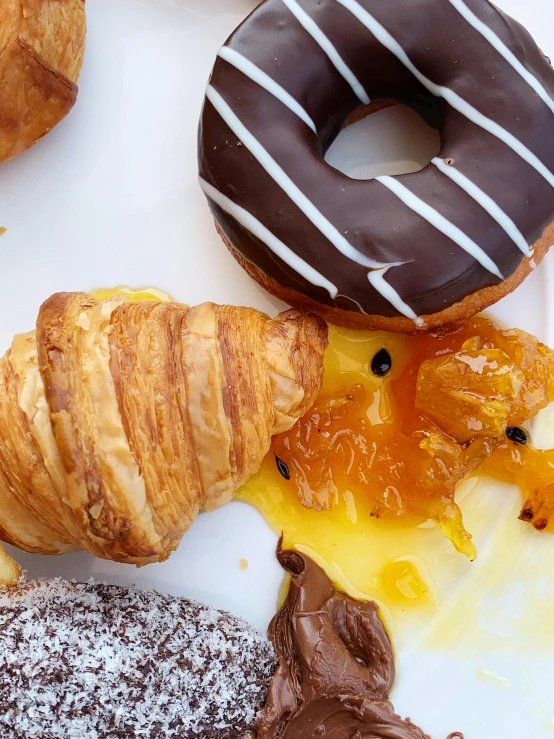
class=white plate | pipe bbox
[1,0,554,736]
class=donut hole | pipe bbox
[324,102,441,181]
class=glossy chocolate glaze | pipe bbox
[199,0,554,321]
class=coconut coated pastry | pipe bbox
[0,578,276,738]
[0,0,86,163]
[199,0,554,332]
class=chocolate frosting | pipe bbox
[199,0,554,322]
[257,549,431,738]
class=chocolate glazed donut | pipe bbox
[198,0,554,332]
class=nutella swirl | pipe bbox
[257,549,434,738]
[198,0,554,324]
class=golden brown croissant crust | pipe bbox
[0,293,327,565]
[0,0,86,163]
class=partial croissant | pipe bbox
[0,293,327,565]
[0,543,20,586]
[0,0,86,162]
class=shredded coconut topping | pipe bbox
[0,579,275,738]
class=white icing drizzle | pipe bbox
[201,178,422,325]
[205,86,424,324]
[376,175,504,279]
[368,267,425,326]
[203,178,423,325]
[336,0,554,189]
[199,177,338,298]
[446,0,554,115]
[280,0,370,105]
[218,47,317,134]
[432,157,531,256]
[206,85,422,325]
[206,85,389,270]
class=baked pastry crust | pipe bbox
[0,293,327,564]
[0,0,86,163]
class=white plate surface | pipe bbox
[1,0,554,736]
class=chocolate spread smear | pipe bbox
[257,549,433,739]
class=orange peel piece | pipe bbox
[416,342,523,443]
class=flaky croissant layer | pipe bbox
[0,293,327,565]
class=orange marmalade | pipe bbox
[239,317,554,564]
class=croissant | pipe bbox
[0,543,20,586]
[0,0,86,163]
[0,292,327,565]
